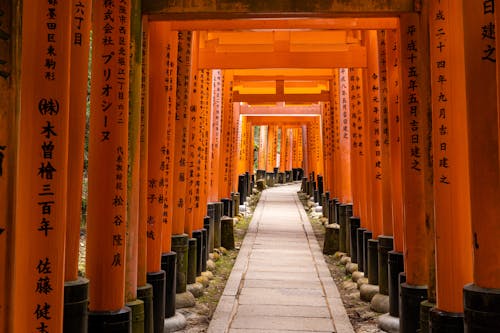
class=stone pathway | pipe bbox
[208,184,354,333]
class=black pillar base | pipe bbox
[201,228,208,271]
[137,283,154,333]
[363,230,373,276]
[349,217,360,263]
[161,252,177,319]
[338,204,347,252]
[187,238,197,284]
[367,239,379,285]
[344,204,353,256]
[378,236,394,295]
[192,230,204,276]
[399,283,427,333]
[88,308,131,333]
[356,228,367,271]
[464,283,500,333]
[388,251,404,317]
[171,234,189,293]
[64,277,89,333]
[203,215,214,255]
[420,300,435,333]
[146,271,166,333]
[126,299,145,333]
[430,308,464,333]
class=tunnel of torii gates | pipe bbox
[0,0,499,333]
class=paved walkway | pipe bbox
[208,184,354,333]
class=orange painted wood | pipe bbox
[258,126,268,171]
[321,103,332,192]
[338,68,352,204]
[0,1,16,330]
[330,70,341,199]
[86,0,131,311]
[65,0,92,283]
[266,125,278,171]
[138,20,150,288]
[184,33,202,237]
[172,31,193,235]
[430,0,473,312]
[230,100,241,192]
[463,0,500,289]
[349,69,362,217]
[378,30,394,237]
[399,14,430,286]
[161,29,179,252]
[386,29,405,253]
[208,69,222,202]
[356,71,370,230]
[12,0,72,330]
[147,22,172,272]
[237,115,250,175]
[279,126,286,172]
[364,31,383,238]
[218,71,234,198]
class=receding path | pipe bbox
[208,184,354,333]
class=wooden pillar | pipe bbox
[125,0,142,305]
[349,68,363,219]
[339,68,352,204]
[302,125,309,176]
[184,34,201,238]
[137,18,150,290]
[386,29,405,254]
[428,0,473,319]
[218,71,234,198]
[330,69,341,199]
[322,102,333,192]
[462,1,500,331]
[86,0,131,313]
[286,128,293,172]
[365,31,383,238]
[208,69,222,202]
[267,125,278,171]
[0,1,19,331]
[11,1,71,332]
[378,30,394,238]
[279,126,286,173]
[237,115,250,175]
[65,0,92,284]
[258,125,268,171]
[399,12,435,332]
[172,31,192,236]
[230,99,240,192]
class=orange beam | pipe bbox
[233,91,330,103]
[198,47,367,69]
[239,104,321,115]
[164,18,400,31]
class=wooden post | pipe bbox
[0,1,20,331]
[218,71,234,198]
[208,69,222,202]
[86,0,131,318]
[365,31,383,239]
[349,68,363,219]
[330,70,341,200]
[11,1,72,332]
[267,125,277,171]
[258,125,268,172]
[386,29,405,254]
[462,0,500,331]
[428,0,473,326]
[322,102,333,192]
[339,68,352,204]
[399,13,434,332]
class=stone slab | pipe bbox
[230,315,335,331]
[234,304,331,318]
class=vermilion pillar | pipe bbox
[399,13,434,332]
[258,126,268,172]
[0,1,17,331]
[238,116,250,176]
[429,0,473,328]
[208,69,222,202]
[462,1,500,331]
[339,68,352,204]
[365,31,383,239]
[12,2,72,333]
[330,70,341,199]
[349,68,364,219]
[86,0,131,317]
[279,126,286,173]
[230,97,240,192]
[218,71,234,198]
[322,102,333,192]
[266,125,277,171]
